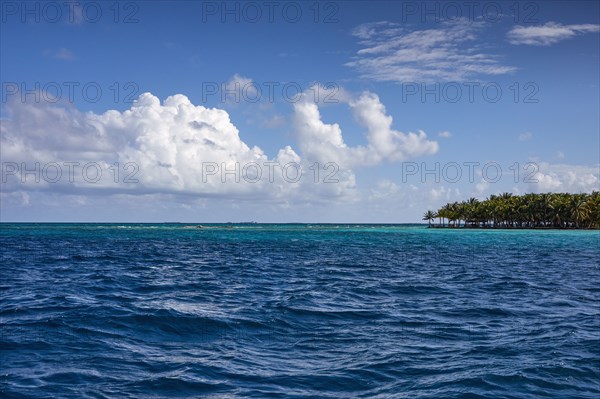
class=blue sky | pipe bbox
[1,1,599,222]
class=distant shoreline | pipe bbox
[428,225,599,230]
[423,192,600,230]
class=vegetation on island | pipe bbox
[423,192,600,229]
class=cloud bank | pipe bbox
[1,89,438,203]
[530,163,599,193]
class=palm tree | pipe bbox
[571,196,590,228]
[423,210,436,227]
[439,203,454,227]
[588,191,600,228]
[466,197,479,227]
[538,193,551,227]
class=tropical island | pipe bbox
[424,192,600,229]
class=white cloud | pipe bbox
[292,98,367,167]
[529,163,599,193]
[368,179,401,200]
[347,19,516,83]
[350,92,439,162]
[260,114,286,129]
[292,90,439,168]
[533,172,563,191]
[309,83,351,105]
[223,74,257,104]
[507,22,600,46]
[43,48,76,60]
[56,48,75,60]
[1,89,442,216]
[0,92,357,202]
[429,186,461,201]
[438,131,452,138]
[474,179,489,196]
[518,132,533,141]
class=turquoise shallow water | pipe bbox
[1,223,599,398]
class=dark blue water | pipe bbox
[1,223,599,398]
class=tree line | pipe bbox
[423,192,600,229]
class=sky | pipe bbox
[1,0,599,222]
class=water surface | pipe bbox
[1,223,599,398]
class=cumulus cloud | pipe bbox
[1,84,444,212]
[292,89,438,168]
[529,163,599,193]
[430,186,461,201]
[223,74,257,104]
[533,172,563,191]
[0,92,358,201]
[474,179,490,197]
[347,19,516,83]
[507,22,600,46]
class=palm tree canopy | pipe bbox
[428,192,599,229]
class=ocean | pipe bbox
[1,223,599,398]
